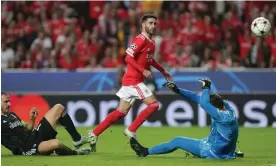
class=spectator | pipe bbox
[101,46,120,68]
[178,18,199,47]
[86,56,98,69]
[13,43,26,67]
[58,45,78,70]
[182,44,200,67]
[201,47,213,69]
[245,38,268,68]
[1,42,15,69]
[76,30,94,67]
[203,15,219,47]
[267,28,276,68]
[160,28,177,63]
[31,31,52,50]
[238,29,253,61]
[98,3,110,36]
[20,51,33,69]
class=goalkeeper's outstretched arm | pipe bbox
[163,82,200,104]
[200,89,219,119]
[179,89,200,104]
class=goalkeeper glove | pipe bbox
[163,82,180,94]
[199,78,211,89]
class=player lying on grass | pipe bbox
[1,92,92,156]
[129,79,239,159]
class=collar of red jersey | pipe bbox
[142,32,153,43]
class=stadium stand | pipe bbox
[1,1,276,70]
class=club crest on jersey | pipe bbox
[130,44,137,50]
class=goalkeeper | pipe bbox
[129,79,240,159]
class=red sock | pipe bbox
[93,109,126,136]
[128,101,159,132]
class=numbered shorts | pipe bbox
[23,117,58,155]
[35,117,58,144]
[116,82,153,105]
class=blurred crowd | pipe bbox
[1,1,276,71]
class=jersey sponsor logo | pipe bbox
[130,44,137,50]
[146,54,153,63]
[9,121,23,129]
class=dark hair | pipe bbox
[142,14,157,23]
[210,94,224,109]
[1,92,8,96]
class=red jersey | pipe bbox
[160,36,177,62]
[267,36,276,56]
[238,35,252,60]
[203,24,218,43]
[123,33,155,86]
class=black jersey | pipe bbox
[1,112,34,155]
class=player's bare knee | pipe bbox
[52,139,62,149]
[52,104,65,115]
[54,104,65,111]
[117,103,132,114]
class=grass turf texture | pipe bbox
[2,126,276,166]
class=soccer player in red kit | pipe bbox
[88,14,172,152]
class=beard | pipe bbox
[145,26,154,35]
[1,108,9,114]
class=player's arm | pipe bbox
[163,82,200,104]
[179,89,200,104]
[150,59,172,81]
[150,59,165,72]
[199,88,219,119]
[125,39,146,73]
[198,79,220,119]
[125,56,145,73]
[25,120,35,131]
[24,107,38,131]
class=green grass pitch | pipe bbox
[2,126,276,166]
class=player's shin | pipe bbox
[55,144,78,155]
[128,101,159,132]
[55,143,91,155]
[148,137,201,157]
[88,109,127,152]
[148,142,178,155]
[92,109,127,136]
[59,111,81,142]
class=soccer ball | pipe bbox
[251,17,271,37]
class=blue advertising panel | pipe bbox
[2,70,275,93]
